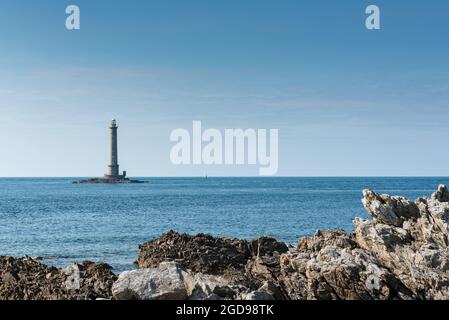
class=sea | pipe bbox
[0,177,447,272]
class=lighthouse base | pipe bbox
[75,176,146,184]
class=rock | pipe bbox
[244,291,275,300]
[213,285,237,298]
[362,189,420,227]
[76,262,117,299]
[113,262,244,301]
[0,257,116,300]
[258,281,285,300]
[355,187,449,299]
[137,231,252,276]
[432,184,449,202]
[278,232,414,300]
[298,230,358,253]
[245,255,283,290]
[182,270,235,300]
[414,198,449,247]
[62,264,81,290]
[137,230,288,288]
[250,237,288,257]
[112,262,187,300]
[1,271,19,284]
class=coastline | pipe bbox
[3,176,448,271]
[2,185,449,300]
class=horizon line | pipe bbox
[1,176,449,179]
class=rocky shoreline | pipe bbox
[2,185,449,300]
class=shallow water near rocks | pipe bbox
[0,177,447,272]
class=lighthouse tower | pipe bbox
[105,119,126,180]
[108,119,120,177]
[77,119,144,184]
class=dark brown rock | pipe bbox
[250,237,288,257]
[137,230,288,288]
[137,231,251,274]
[0,257,117,300]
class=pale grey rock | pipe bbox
[416,198,449,247]
[112,262,187,300]
[182,270,235,300]
[362,189,420,227]
[244,291,275,300]
[278,237,414,300]
[62,264,81,290]
[432,184,449,203]
[355,186,449,299]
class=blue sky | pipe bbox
[0,0,449,176]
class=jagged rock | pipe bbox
[250,237,288,257]
[354,187,449,299]
[432,184,449,202]
[258,280,285,300]
[112,262,187,300]
[298,230,358,253]
[137,230,288,288]
[0,257,116,300]
[244,254,285,292]
[278,231,414,300]
[362,189,420,227]
[137,231,252,275]
[415,197,449,247]
[182,270,236,300]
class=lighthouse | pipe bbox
[104,119,126,179]
[106,119,123,178]
[76,119,144,184]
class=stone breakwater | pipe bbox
[2,185,449,300]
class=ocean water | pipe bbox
[0,177,447,272]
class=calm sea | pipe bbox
[0,177,447,271]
